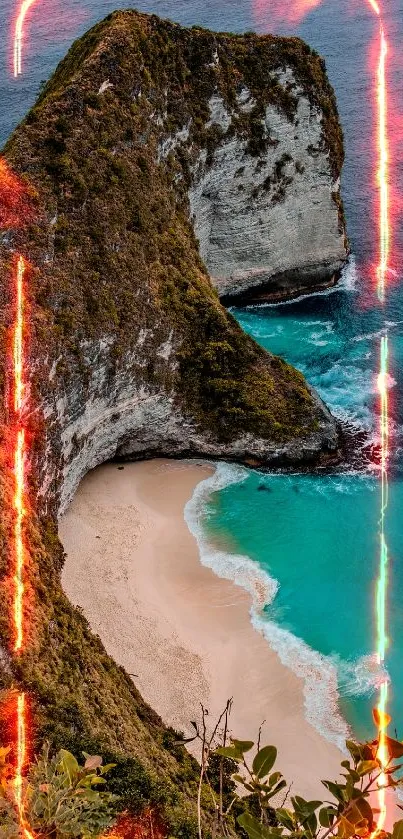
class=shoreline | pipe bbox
[60,458,345,800]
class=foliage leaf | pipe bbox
[277,808,294,830]
[354,796,373,826]
[266,779,287,800]
[392,820,403,839]
[385,736,403,759]
[252,746,277,779]
[338,815,356,838]
[84,755,103,770]
[373,708,391,730]
[58,750,79,783]
[319,807,336,828]
[215,746,243,762]
[232,739,254,754]
[322,780,345,803]
[356,760,378,777]
[238,812,280,839]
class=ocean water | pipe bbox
[2,0,403,747]
[186,301,403,745]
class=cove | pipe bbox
[199,276,403,745]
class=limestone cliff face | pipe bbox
[189,79,347,301]
[0,10,344,826]
[40,337,337,517]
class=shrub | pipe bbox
[0,745,117,839]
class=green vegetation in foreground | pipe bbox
[1,705,403,839]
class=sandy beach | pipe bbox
[60,458,345,800]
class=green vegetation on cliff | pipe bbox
[2,9,344,444]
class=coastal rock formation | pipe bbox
[1,10,346,514]
[190,79,347,302]
[0,10,345,832]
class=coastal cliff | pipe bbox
[1,10,345,514]
[189,75,347,303]
[0,9,345,833]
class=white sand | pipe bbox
[60,459,347,801]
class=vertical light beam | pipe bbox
[368,0,381,15]
[373,334,389,834]
[13,0,38,77]
[366,1,391,831]
[13,255,26,653]
[14,694,35,839]
[13,256,24,415]
[377,27,389,302]
[11,255,33,837]
[13,428,25,654]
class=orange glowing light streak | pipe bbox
[14,256,24,415]
[10,253,33,833]
[13,0,38,77]
[12,255,26,653]
[0,160,31,229]
[13,428,25,654]
[14,694,35,839]
[377,27,389,302]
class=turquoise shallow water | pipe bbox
[202,468,403,743]
[197,275,403,746]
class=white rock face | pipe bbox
[188,82,346,299]
[32,334,338,518]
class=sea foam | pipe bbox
[184,462,383,753]
[184,462,278,609]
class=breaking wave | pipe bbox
[184,462,383,753]
[242,255,358,311]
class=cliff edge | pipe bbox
[1,11,344,515]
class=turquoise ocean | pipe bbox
[185,272,403,749]
[2,0,403,749]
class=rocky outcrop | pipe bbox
[1,10,346,519]
[40,337,338,517]
[0,10,345,830]
[189,79,347,302]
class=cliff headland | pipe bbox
[0,10,347,833]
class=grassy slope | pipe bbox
[2,10,345,444]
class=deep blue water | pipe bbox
[2,0,403,745]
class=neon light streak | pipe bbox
[252,0,323,27]
[366,0,391,829]
[12,255,26,653]
[14,256,24,417]
[14,694,35,839]
[13,0,38,77]
[10,253,32,834]
[364,0,393,826]
[373,334,389,834]
[377,27,389,302]
[13,428,25,653]
[368,0,381,15]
